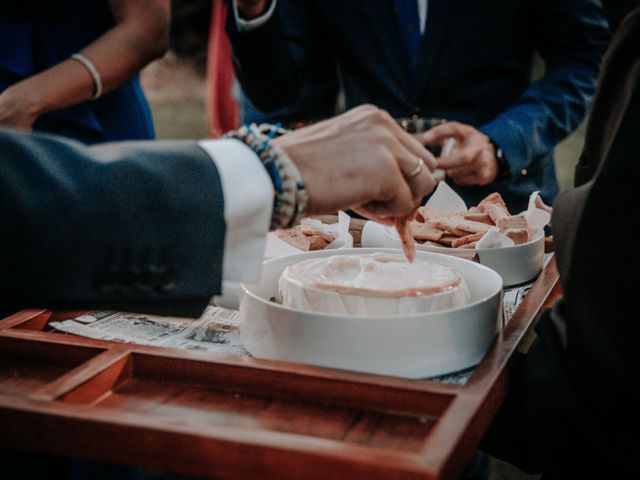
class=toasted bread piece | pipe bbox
[416,206,460,223]
[451,232,485,248]
[497,215,528,230]
[395,216,416,262]
[410,220,445,241]
[298,224,336,242]
[275,229,311,251]
[503,228,529,245]
[432,235,459,247]
[484,202,510,225]
[478,192,508,213]
[307,234,332,251]
[433,217,492,236]
[463,212,494,225]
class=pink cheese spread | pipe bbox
[282,253,462,298]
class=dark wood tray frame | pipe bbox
[0,260,560,480]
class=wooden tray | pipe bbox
[0,259,561,480]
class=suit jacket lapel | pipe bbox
[359,0,413,100]
[414,0,453,100]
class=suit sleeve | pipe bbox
[0,128,226,317]
[227,0,335,113]
[479,0,610,176]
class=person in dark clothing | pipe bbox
[481,1,640,476]
[229,0,610,213]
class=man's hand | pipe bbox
[274,105,437,222]
[418,121,499,186]
[236,0,270,19]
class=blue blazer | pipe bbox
[0,128,224,317]
[229,0,610,212]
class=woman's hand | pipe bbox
[275,104,437,222]
[0,84,41,130]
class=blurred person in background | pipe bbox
[228,0,610,213]
[0,0,170,144]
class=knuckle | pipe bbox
[357,103,377,114]
[379,109,395,125]
[372,108,389,123]
[374,128,397,148]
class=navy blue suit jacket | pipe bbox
[0,129,225,317]
[229,0,610,212]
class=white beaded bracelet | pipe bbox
[71,53,103,100]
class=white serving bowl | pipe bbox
[384,227,544,287]
[239,248,503,379]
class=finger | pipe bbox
[390,124,438,171]
[445,163,477,181]
[417,122,468,145]
[445,160,477,177]
[394,147,438,202]
[436,144,478,169]
[363,105,438,172]
[359,180,416,219]
[351,207,396,226]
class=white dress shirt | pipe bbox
[198,139,274,288]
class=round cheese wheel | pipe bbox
[279,253,470,315]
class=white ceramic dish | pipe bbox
[239,248,503,379]
[384,227,544,287]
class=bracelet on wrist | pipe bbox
[225,123,308,230]
[70,53,103,100]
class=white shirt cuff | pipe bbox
[232,0,277,32]
[198,139,274,284]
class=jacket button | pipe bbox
[94,271,117,294]
[121,267,138,288]
[153,267,177,292]
[135,268,154,293]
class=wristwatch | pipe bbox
[489,138,510,180]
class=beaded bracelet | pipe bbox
[225,124,308,230]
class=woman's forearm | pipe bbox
[0,0,169,128]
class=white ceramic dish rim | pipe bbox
[241,248,503,320]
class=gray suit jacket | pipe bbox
[0,128,226,317]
